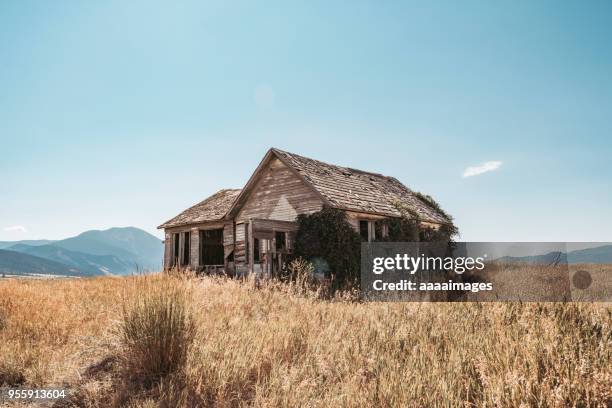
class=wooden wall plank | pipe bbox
[236,158,323,223]
[190,229,199,269]
[164,232,172,269]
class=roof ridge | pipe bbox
[271,147,390,179]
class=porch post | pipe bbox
[163,232,172,270]
[248,219,254,275]
[179,232,184,267]
[190,228,199,270]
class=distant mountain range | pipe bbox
[0,227,163,278]
[0,249,84,277]
[0,239,54,249]
[497,245,612,265]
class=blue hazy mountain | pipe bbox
[0,249,83,277]
[0,227,163,276]
[566,245,612,264]
[53,227,163,272]
[0,239,55,250]
[497,245,612,264]
[7,244,133,276]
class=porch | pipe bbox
[239,218,298,278]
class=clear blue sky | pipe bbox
[1,1,611,241]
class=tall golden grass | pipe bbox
[0,273,610,407]
[120,275,195,389]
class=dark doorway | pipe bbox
[359,220,369,241]
[254,238,261,263]
[172,233,180,266]
[200,229,224,266]
[182,231,190,266]
[275,231,286,251]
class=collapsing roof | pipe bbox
[158,189,241,229]
[269,148,449,224]
[159,148,450,229]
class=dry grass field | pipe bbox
[0,272,611,407]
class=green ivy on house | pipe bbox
[293,208,361,289]
[292,196,459,290]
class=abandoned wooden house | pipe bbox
[158,148,450,276]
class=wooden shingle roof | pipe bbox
[160,148,451,230]
[271,148,450,224]
[158,189,241,229]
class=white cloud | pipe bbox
[462,161,503,178]
[253,83,275,108]
[4,225,27,233]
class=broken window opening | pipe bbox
[200,229,224,266]
[359,220,369,241]
[275,231,286,251]
[172,233,180,266]
[254,238,260,263]
[182,231,190,266]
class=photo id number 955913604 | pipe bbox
[1,388,69,401]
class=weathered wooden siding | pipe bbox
[190,228,199,269]
[235,158,323,224]
[345,210,386,232]
[164,221,225,233]
[234,222,246,266]
[164,231,172,268]
[345,210,441,232]
[223,222,234,246]
[223,222,234,271]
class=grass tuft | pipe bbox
[0,361,25,387]
[120,275,195,388]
